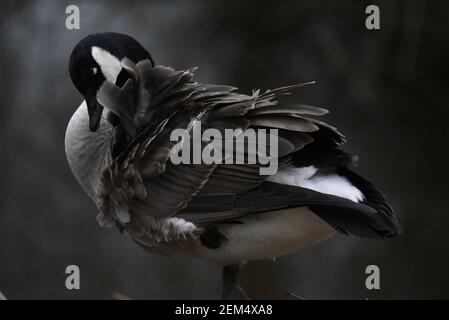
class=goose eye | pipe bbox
[91,67,98,75]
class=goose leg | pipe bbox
[220,264,242,300]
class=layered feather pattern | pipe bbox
[93,60,400,245]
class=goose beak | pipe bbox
[85,95,104,131]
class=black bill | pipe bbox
[85,95,104,131]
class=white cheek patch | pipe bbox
[91,46,122,83]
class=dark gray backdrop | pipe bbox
[1,0,448,299]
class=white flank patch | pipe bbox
[164,217,197,234]
[91,46,122,83]
[267,165,364,202]
[156,217,197,242]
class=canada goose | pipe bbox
[66,32,401,299]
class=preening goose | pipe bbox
[66,32,401,299]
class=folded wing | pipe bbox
[95,61,401,241]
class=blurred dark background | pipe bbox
[1,0,448,299]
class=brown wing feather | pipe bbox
[95,63,337,236]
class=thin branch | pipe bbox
[237,286,251,300]
[285,291,306,300]
[111,291,131,300]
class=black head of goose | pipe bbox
[69,32,154,132]
[66,32,402,299]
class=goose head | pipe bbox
[69,32,154,131]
